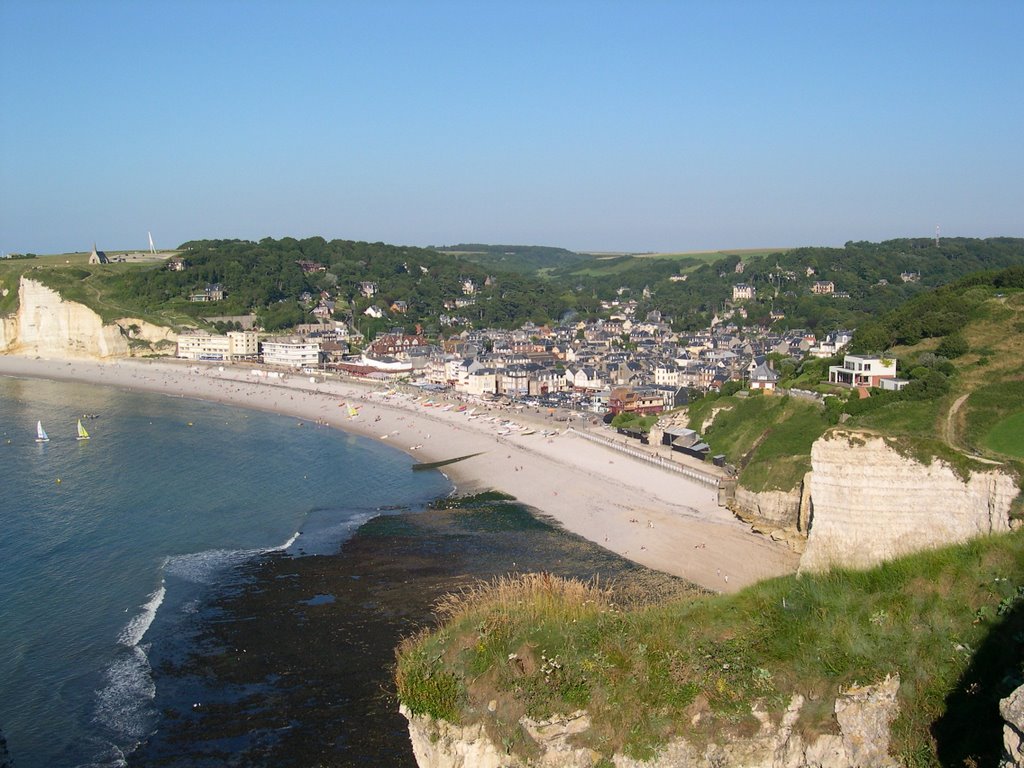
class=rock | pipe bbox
[403,677,903,768]
[834,675,900,768]
[732,486,802,529]
[402,705,509,768]
[1001,683,1024,768]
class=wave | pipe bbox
[91,531,297,765]
[91,516,369,764]
[92,644,156,745]
[163,529,300,585]
[117,582,166,648]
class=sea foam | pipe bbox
[117,583,166,648]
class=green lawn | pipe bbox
[984,410,1024,457]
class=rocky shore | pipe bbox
[127,497,699,767]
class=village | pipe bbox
[173,270,906,454]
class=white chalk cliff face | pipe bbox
[0,278,176,359]
[800,430,1018,573]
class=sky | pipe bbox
[1,1,1022,255]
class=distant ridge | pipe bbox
[434,243,593,274]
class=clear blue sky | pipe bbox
[1,0,1022,254]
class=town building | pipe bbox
[607,386,666,416]
[748,361,780,392]
[828,354,897,388]
[176,330,259,361]
[189,283,226,302]
[811,280,835,295]
[732,283,756,301]
[261,336,321,369]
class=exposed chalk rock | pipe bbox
[403,676,902,768]
[1001,683,1024,768]
[800,431,1017,573]
[733,486,802,529]
[1,278,177,358]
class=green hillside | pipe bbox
[5,237,1023,338]
[435,243,594,275]
[0,237,573,334]
[682,268,1024,500]
[553,237,1024,332]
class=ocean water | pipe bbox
[0,375,451,768]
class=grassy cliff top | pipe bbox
[397,528,1024,766]
[0,254,197,328]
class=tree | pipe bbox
[936,333,969,359]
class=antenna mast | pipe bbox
[935,225,940,247]
[148,231,156,254]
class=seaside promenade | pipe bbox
[0,355,798,592]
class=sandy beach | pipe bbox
[0,355,797,591]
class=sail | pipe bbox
[36,421,49,442]
[77,419,90,440]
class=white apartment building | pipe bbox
[261,337,321,369]
[465,368,497,397]
[654,365,681,387]
[176,330,259,361]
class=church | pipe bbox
[87,244,108,264]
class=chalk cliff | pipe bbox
[800,431,1017,573]
[0,278,176,359]
[1002,682,1024,768]
[403,676,902,768]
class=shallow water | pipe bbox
[0,375,450,768]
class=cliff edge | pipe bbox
[0,277,176,358]
[402,676,902,768]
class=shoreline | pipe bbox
[0,354,798,591]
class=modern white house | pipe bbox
[261,337,321,368]
[176,330,259,361]
[828,354,897,388]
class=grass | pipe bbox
[396,530,1024,765]
[847,395,946,439]
[984,411,1024,457]
[965,378,1024,456]
[685,394,829,492]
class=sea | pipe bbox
[0,374,451,768]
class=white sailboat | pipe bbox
[77,419,90,441]
[36,421,49,442]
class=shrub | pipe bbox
[936,333,969,359]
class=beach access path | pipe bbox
[0,355,798,592]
